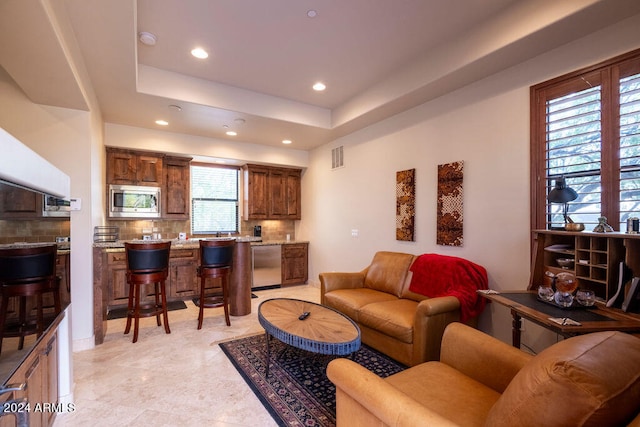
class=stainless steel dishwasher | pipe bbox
[251,244,282,289]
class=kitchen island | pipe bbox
[92,237,308,344]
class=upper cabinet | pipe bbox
[0,182,43,219]
[106,148,163,186]
[163,156,191,220]
[106,148,191,219]
[243,164,302,220]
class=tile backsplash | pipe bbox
[0,218,295,244]
[106,219,295,241]
[0,219,70,244]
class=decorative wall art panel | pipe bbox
[437,161,464,246]
[396,168,416,241]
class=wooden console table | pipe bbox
[479,291,640,348]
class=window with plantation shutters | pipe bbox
[531,48,640,232]
[190,164,239,234]
[620,71,640,225]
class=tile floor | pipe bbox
[53,284,321,427]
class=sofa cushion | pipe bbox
[484,331,640,427]
[358,299,417,344]
[363,251,415,297]
[324,288,397,322]
[386,361,501,427]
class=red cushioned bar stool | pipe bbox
[196,238,235,329]
[124,241,171,343]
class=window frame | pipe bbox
[190,163,240,235]
[530,48,640,232]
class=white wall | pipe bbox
[299,13,640,351]
[0,67,104,408]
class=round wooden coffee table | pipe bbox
[258,298,361,375]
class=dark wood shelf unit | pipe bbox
[530,230,640,302]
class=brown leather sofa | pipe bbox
[320,251,479,366]
[327,322,640,427]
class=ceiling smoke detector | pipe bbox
[138,32,157,46]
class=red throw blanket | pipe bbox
[409,253,488,322]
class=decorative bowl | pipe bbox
[565,223,585,232]
[556,258,575,269]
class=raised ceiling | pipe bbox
[2,0,640,150]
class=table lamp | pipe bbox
[547,176,578,226]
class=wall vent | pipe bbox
[331,146,344,170]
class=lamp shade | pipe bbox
[547,177,578,203]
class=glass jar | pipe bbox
[554,272,577,307]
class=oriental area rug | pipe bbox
[219,333,406,427]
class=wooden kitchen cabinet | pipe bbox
[281,243,308,286]
[106,148,163,187]
[168,248,199,298]
[243,164,302,220]
[106,251,129,306]
[107,149,135,184]
[106,149,192,219]
[163,156,191,219]
[0,316,61,427]
[243,164,270,219]
[268,168,301,219]
[0,182,42,219]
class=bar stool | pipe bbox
[196,238,235,329]
[0,244,60,354]
[124,241,171,343]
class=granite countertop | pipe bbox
[93,238,308,250]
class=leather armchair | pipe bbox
[328,322,640,427]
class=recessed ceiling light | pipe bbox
[138,32,157,46]
[234,118,246,125]
[191,47,209,59]
[282,140,292,145]
[226,131,237,136]
[307,10,318,18]
[313,82,326,91]
[168,104,182,112]
[155,120,169,126]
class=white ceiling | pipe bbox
[2,0,640,151]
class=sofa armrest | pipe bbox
[440,322,533,393]
[319,270,366,303]
[411,296,461,363]
[327,358,459,427]
[416,295,461,316]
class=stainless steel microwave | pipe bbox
[109,184,161,218]
[43,194,71,217]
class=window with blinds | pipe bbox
[620,72,640,227]
[531,49,640,231]
[545,86,602,228]
[190,165,239,234]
